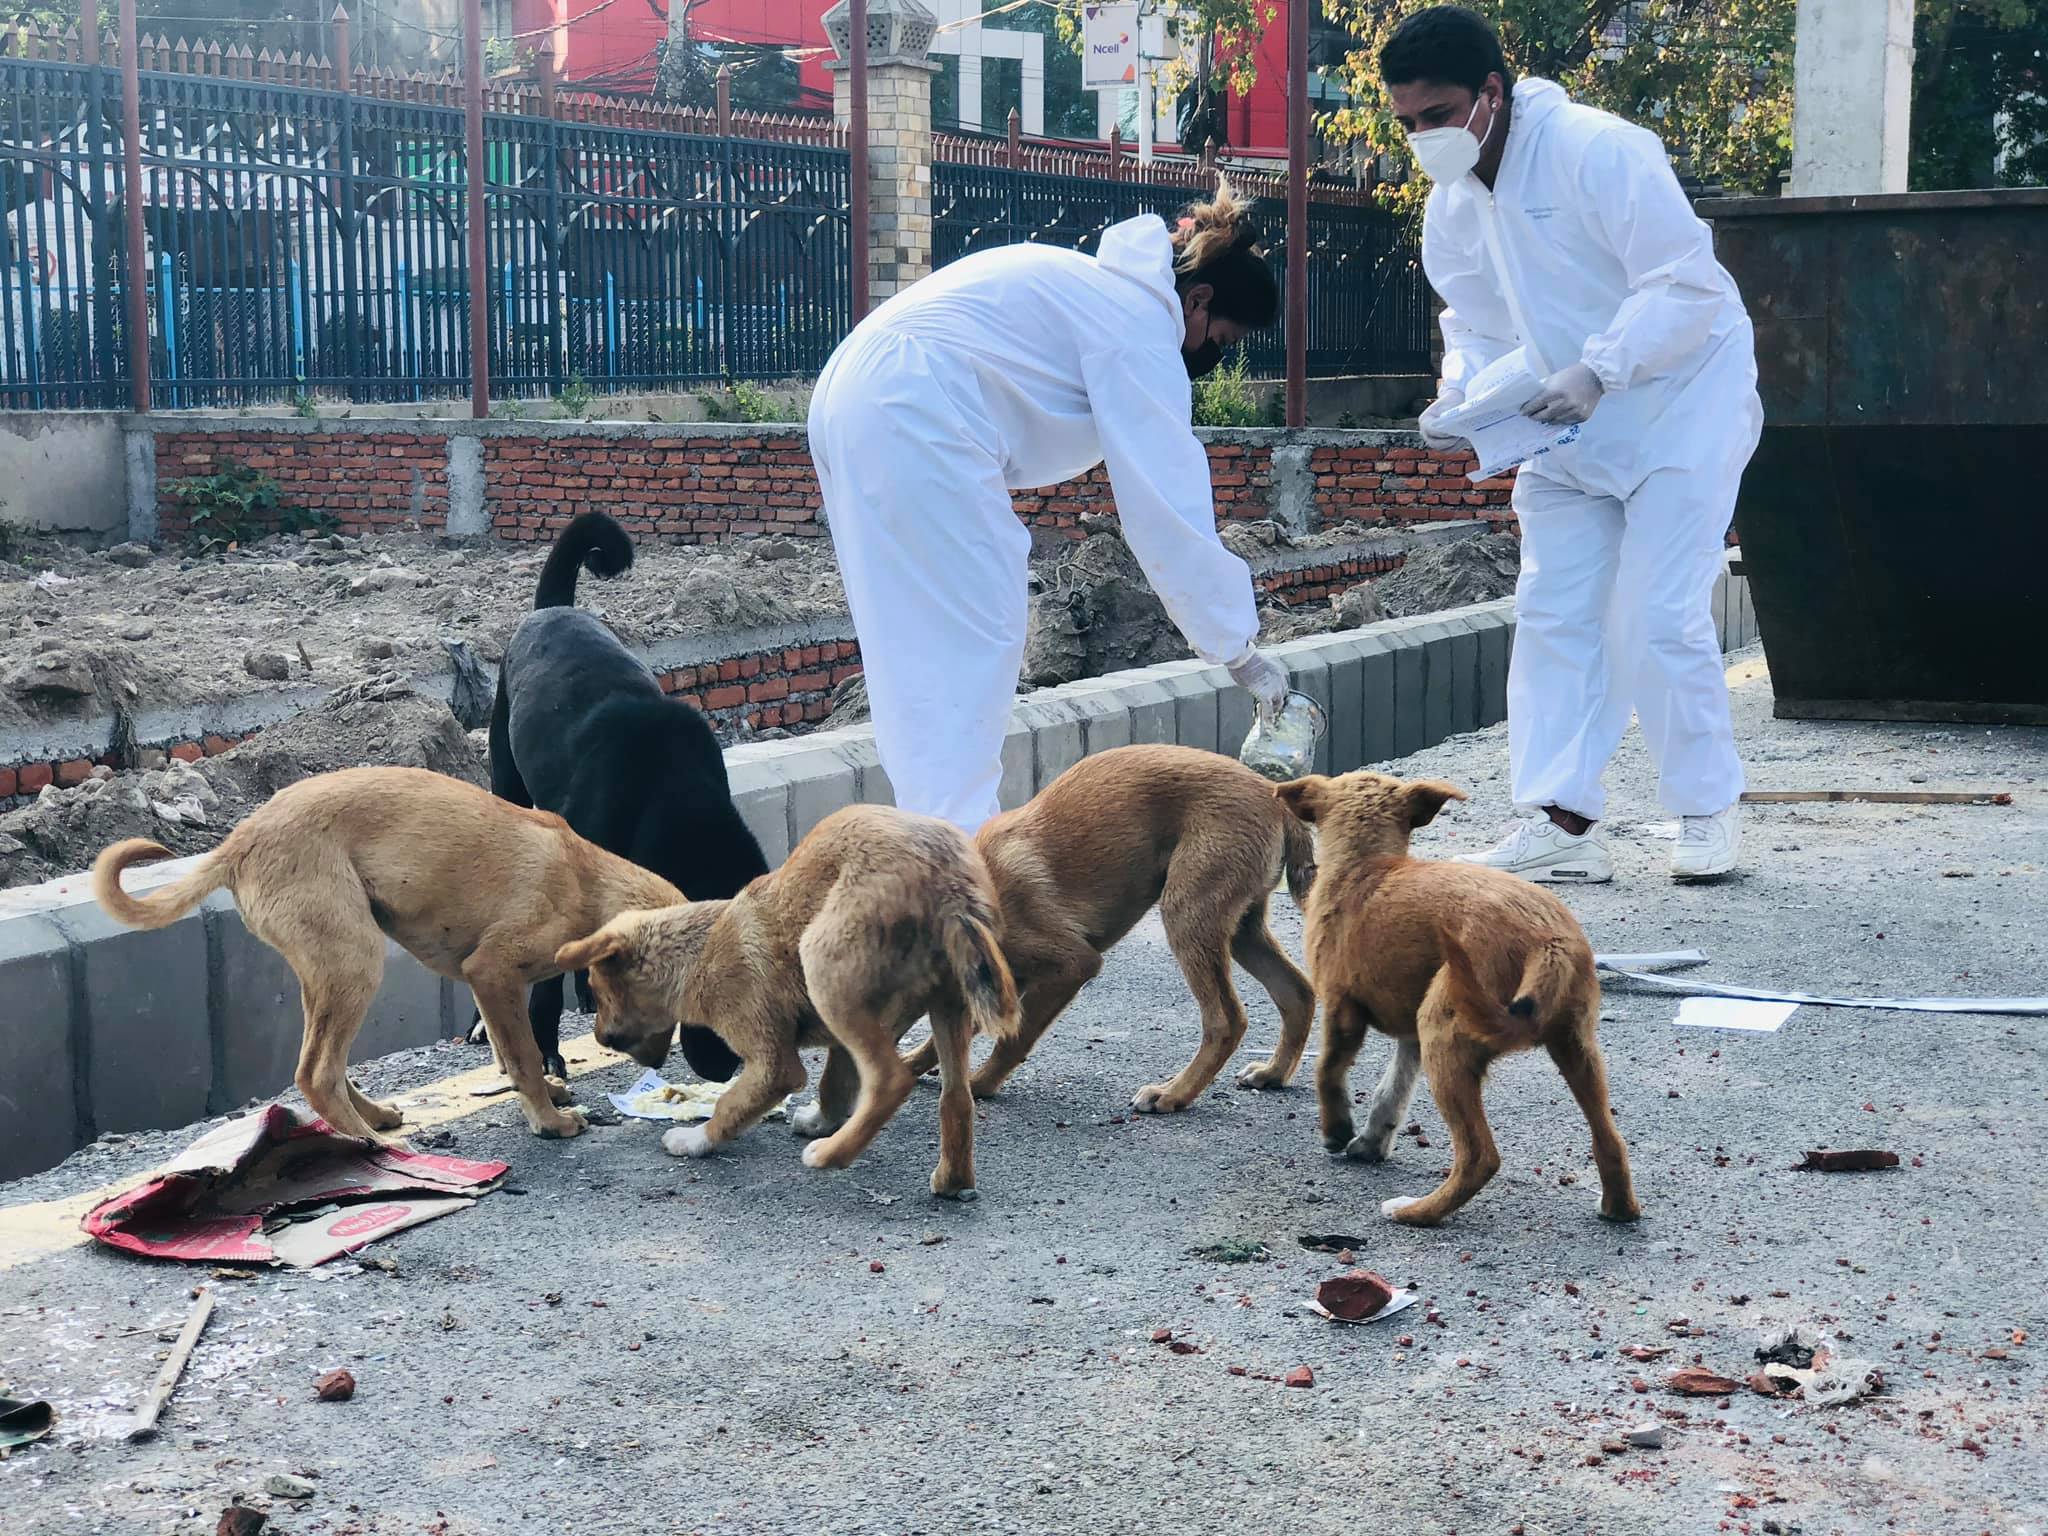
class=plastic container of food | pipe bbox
[1237,691,1327,782]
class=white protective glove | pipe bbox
[1522,362,1605,426]
[1226,646,1290,725]
[1416,387,1467,452]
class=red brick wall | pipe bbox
[148,426,1516,548]
[1256,551,1406,607]
[654,639,864,734]
[156,432,446,541]
[1312,444,1515,523]
[487,434,826,545]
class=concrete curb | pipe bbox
[0,560,1759,1181]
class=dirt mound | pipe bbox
[1022,528,1183,687]
[0,683,484,889]
[1375,531,1521,618]
[0,638,177,733]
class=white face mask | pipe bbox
[1407,91,1496,183]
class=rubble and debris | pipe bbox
[1284,1366,1315,1388]
[84,1105,508,1268]
[1797,1148,1901,1172]
[313,1370,356,1402]
[128,1288,215,1441]
[1740,789,2013,806]
[1626,1425,1666,1449]
[1297,1233,1369,1255]
[1187,1237,1271,1263]
[1664,1367,1742,1397]
[1756,1325,1822,1370]
[1372,530,1520,618]
[242,648,291,682]
[264,1473,316,1500]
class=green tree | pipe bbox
[1318,1,1796,208]
[1911,0,2048,189]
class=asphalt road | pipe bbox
[4,654,2046,1536]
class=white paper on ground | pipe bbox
[1595,950,1709,973]
[1307,1288,1422,1325]
[1430,347,1582,482]
[1676,996,1800,1033]
[1600,966,2048,1017]
[608,1067,789,1121]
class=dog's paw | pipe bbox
[789,1102,841,1139]
[543,1057,569,1084]
[662,1124,716,1160]
[1235,1059,1290,1090]
[1598,1197,1643,1224]
[466,1016,489,1047]
[800,1137,849,1170]
[546,1078,576,1106]
[1381,1194,1437,1226]
[1343,1131,1395,1164]
[1322,1122,1357,1155]
[932,1182,978,1202]
[1131,1083,1191,1115]
[532,1106,588,1140]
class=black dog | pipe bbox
[472,512,758,1081]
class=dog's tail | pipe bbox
[93,838,231,930]
[944,912,1022,1040]
[1437,928,1584,1047]
[1280,811,1317,907]
[1508,938,1581,1024]
[533,511,634,609]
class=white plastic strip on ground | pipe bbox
[1594,952,2048,1017]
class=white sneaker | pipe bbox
[1671,805,1741,881]
[1453,816,1614,883]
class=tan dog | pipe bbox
[93,766,680,1142]
[1275,771,1640,1227]
[902,744,1317,1113]
[556,804,1020,1199]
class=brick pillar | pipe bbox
[829,57,938,304]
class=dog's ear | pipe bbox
[1403,779,1468,828]
[555,931,624,973]
[1273,776,1326,824]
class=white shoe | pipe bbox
[1671,805,1741,881]
[1453,816,1614,883]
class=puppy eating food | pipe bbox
[1275,771,1640,1227]
[94,766,685,1142]
[557,804,1020,1199]
[900,744,1317,1112]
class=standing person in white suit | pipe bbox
[808,183,1290,832]
[1382,6,1763,883]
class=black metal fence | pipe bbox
[931,160,1433,378]
[0,41,852,408]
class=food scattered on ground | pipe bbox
[1797,1148,1901,1172]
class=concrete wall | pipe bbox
[0,562,1761,1183]
[0,412,126,534]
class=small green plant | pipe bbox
[699,379,780,424]
[1190,349,1265,429]
[165,462,335,549]
[556,373,596,417]
[290,391,318,419]
[491,399,526,420]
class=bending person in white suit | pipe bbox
[809,182,1288,832]
[1384,5,1763,882]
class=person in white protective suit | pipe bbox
[1383,6,1763,883]
[808,183,1290,832]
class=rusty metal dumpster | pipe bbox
[1697,188,2048,725]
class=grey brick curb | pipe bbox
[0,562,1758,1181]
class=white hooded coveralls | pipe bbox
[808,216,1260,831]
[1422,78,1763,821]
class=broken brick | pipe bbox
[1665,1367,1742,1397]
[1314,1270,1396,1322]
[313,1369,355,1403]
[1284,1366,1314,1388]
